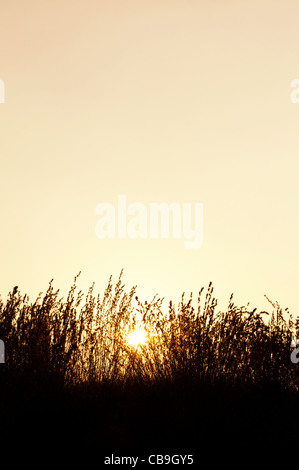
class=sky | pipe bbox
[0,0,298,318]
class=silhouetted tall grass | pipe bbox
[0,270,298,459]
[0,270,296,390]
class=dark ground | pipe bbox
[0,373,297,465]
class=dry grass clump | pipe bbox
[130,282,296,391]
[0,270,296,392]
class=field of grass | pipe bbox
[0,270,298,463]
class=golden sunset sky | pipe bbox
[0,0,298,316]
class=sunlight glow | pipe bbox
[127,328,148,348]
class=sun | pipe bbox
[127,328,148,348]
